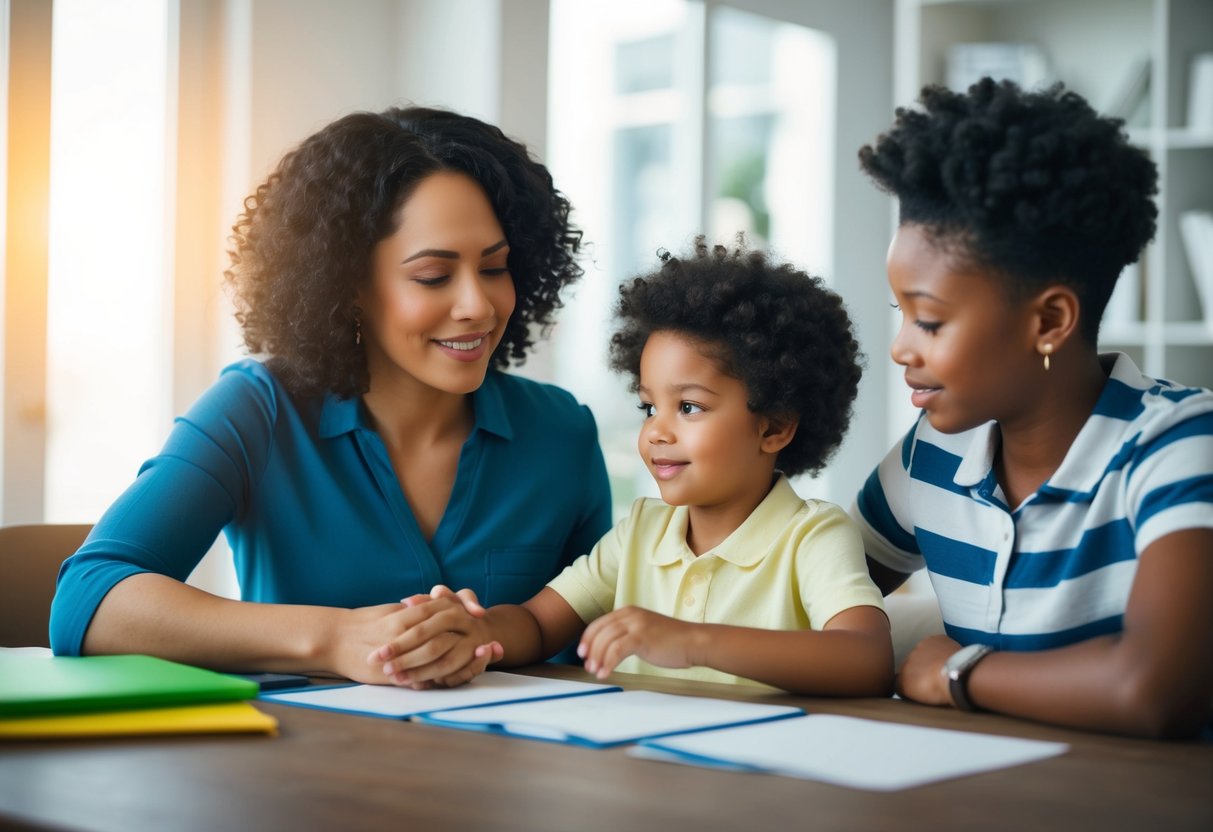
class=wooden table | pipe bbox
[1,665,1209,832]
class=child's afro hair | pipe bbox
[610,238,863,478]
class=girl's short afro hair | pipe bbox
[859,78,1158,343]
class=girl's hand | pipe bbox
[578,606,700,680]
[895,634,961,706]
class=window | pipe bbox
[548,0,837,515]
[45,0,174,522]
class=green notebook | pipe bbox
[0,654,258,717]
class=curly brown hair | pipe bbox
[225,106,584,398]
[610,238,863,478]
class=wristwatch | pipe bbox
[941,643,994,712]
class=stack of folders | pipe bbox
[0,651,278,740]
[263,672,1069,791]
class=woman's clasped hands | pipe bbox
[367,585,702,688]
[366,586,503,689]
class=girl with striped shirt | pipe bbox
[855,78,1213,739]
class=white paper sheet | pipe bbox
[418,690,804,747]
[260,671,617,718]
[630,714,1068,790]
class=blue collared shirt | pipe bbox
[50,360,612,655]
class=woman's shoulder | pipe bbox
[488,370,580,405]
[185,358,296,426]
[216,357,277,388]
[486,371,596,428]
[204,358,278,403]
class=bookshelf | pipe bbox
[893,0,1213,391]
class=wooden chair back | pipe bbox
[0,523,92,647]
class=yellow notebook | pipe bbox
[0,701,278,740]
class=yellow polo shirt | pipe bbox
[548,475,884,688]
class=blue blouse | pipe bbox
[50,360,613,655]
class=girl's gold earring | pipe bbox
[353,308,363,346]
[1040,342,1054,371]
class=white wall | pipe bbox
[394,0,501,123]
[729,0,895,506]
[248,0,400,182]
[175,0,552,405]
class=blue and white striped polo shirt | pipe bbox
[855,353,1213,651]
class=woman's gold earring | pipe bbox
[1040,342,1054,371]
[353,308,363,347]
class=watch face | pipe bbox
[945,643,988,677]
[944,644,993,712]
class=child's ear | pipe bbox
[759,416,798,454]
[1031,285,1081,351]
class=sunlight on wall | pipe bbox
[45,0,173,522]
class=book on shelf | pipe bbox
[1179,211,1213,326]
[1104,260,1143,326]
[1188,52,1213,131]
[946,42,1048,93]
[1105,55,1151,127]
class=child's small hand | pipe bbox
[577,606,699,679]
[895,634,961,706]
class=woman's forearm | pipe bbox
[81,572,344,674]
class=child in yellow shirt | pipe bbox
[371,240,892,694]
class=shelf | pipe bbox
[1128,128,1213,150]
[1103,322,1213,347]
[1099,323,1148,346]
[1158,322,1213,345]
[1163,129,1213,149]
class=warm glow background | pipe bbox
[46,0,173,522]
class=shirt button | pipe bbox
[691,574,704,585]
[683,596,695,607]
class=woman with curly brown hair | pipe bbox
[49,107,612,684]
